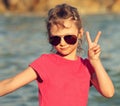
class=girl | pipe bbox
[0,3,114,106]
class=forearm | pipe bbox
[0,67,37,97]
[0,78,14,96]
[90,59,115,98]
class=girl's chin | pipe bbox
[56,51,69,56]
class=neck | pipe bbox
[56,52,78,61]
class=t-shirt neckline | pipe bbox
[51,53,81,64]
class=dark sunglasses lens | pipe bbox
[49,36,61,46]
[64,35,77,44]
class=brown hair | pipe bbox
[47,3,82,36]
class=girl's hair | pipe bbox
[46,3,83,53]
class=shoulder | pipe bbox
[79,57,94,73]
[79,57,92,67]
[79,57,89,66]
[29,54,55,80]
[30,53,56,64]
[33,53,54,60]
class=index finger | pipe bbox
[94,31,102,43]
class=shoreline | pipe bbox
[0,11,120,18]
[0,0,120,16]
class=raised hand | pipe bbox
[86,31,101,60]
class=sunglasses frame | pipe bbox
[49,34,78,46]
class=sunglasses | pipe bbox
[49,35,78,46]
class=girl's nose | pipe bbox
[59,37,66,46]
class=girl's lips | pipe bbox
[60,46,69,50]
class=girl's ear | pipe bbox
[78,28,84,39]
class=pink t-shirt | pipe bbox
[29,53,94,106]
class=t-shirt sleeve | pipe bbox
[84,59,95,74]
[29,54,47,81]
[84,58,95,86]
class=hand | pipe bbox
[86,31,101,61]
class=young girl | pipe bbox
[0,3,114,106]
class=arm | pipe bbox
[90,59,114,98]
[0,67,37,96]
[86,31,115,98]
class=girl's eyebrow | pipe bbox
[51,33,78,37]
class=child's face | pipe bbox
[50,18,83,59]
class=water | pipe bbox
[0,14,120,106]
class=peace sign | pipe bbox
[86,31,101,60]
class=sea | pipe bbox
[0,13,120,106]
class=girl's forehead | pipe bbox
[50,20,78,35]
